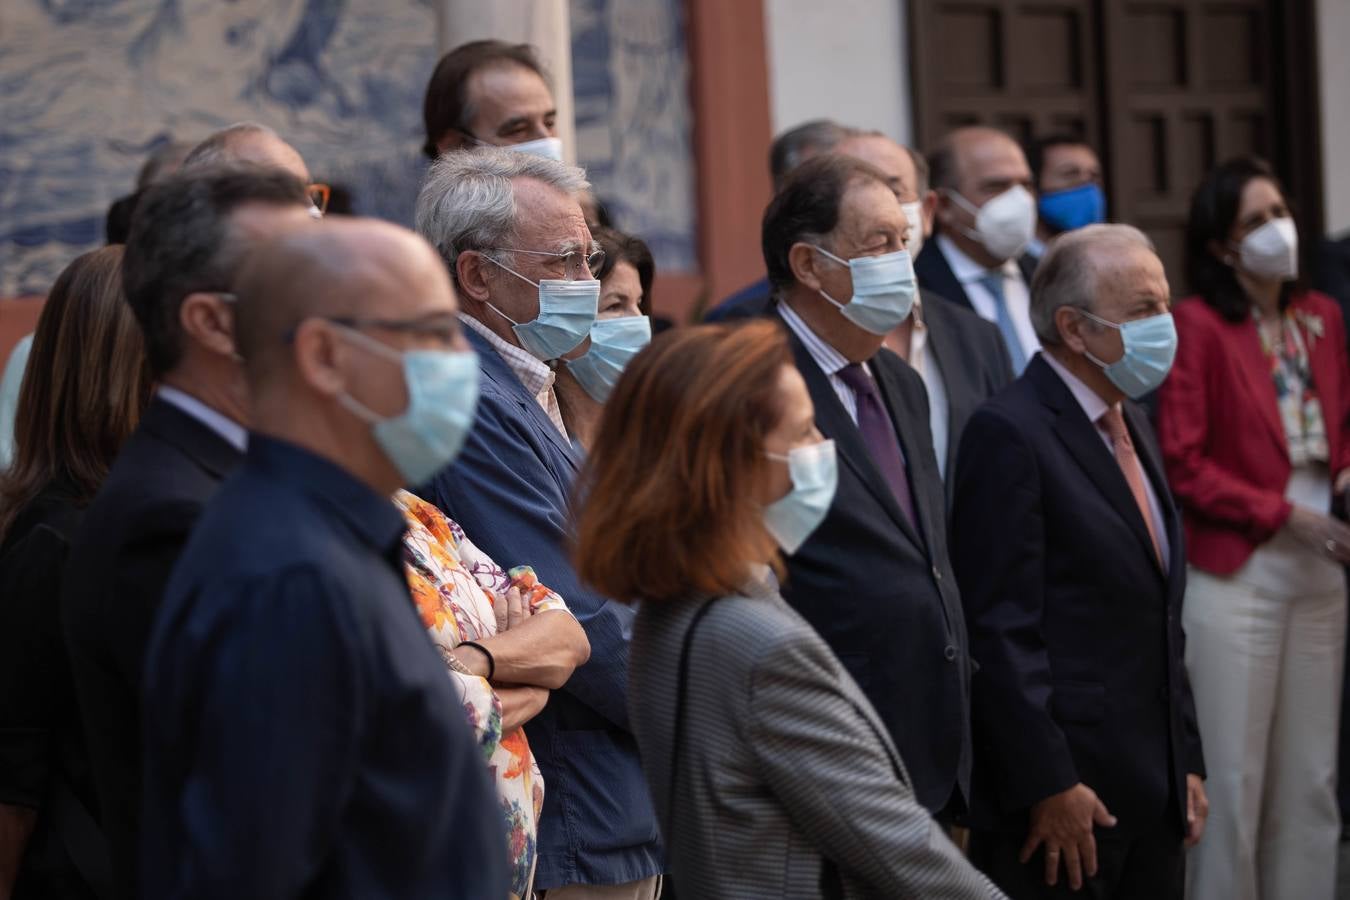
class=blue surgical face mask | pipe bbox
[763,439,838,554]
[1038,183,1106,234]
[336,328,481,485]
[484,256,599,360]
[1078,310,1177,399]
[811,246,917,335]
[565,315,652,402]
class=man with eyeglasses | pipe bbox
[60,169,316,899]
[414,147,665,900]
[139,218,507,899]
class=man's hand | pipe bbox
[1184,774,1208,848]
[1020,783,1117,890]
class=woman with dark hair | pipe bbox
[1157,157,1350,900]
[555,227,655,448]
[0,246,152,899]
[572,320,1002,899]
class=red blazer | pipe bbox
[1158,290,1350,575]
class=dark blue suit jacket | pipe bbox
[951,355,1205,835]
[423,326,662,889]
[703,276,772,322]
[773,310,974,814]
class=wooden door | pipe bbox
[909,0,1324,293]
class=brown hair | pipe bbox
[422,40,549,159]
[0,246,152,542]
[573,320,791,604]
[592,226,656,316]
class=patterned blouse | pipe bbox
[395,490,571,900]
[1257,308,1329,466]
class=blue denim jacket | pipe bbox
[425,326,664,889]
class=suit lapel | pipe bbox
[871,351,935,552]
[1030,358,1164,578]
[466,327,581,472]
[1299,306,1343,459]
[1229,317,1288,459]
[779,319,924,548]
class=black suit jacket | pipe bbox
[950,355,1205,836]
[60,397,243,898]
[914,240,1038,313]
[720,288,1013,504]
[919,293,1013,495]
[773,310,973,814]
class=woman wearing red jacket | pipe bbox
[1158,157,1350,900]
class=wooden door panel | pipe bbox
[911,0,1320,296]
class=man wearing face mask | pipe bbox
[60,167,316,899]
[1026,135,1107,258]
[836,130,1014,485]
[951,225,1207,900]
[140,219,507,899]
[916,127,1041,374]
[415,148,664,900]
[762,153,974,819]
[423,40,563,161]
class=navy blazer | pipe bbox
[422,326,662,889]
[772,309,973,814]
[703,276,773,323]
[914,240,1038,313]
[951,354,1205,836]
[61,397,244,898]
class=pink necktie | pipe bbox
[1100,406,1162,564]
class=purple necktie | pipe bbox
[836,363,917,528]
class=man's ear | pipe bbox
[179,292,238,359]
[788,242,825,292]
[1055,305,1090,354]
[292,318,348,398]
[456,250,494,303]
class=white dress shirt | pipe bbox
[461,313,570,440]
[157,385,247,452]
[895,298,950,478]
[1041,352,1170,567]
[936,233,1041,364]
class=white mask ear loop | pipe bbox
[479,253,539,327]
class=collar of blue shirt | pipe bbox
[246,434,406,557]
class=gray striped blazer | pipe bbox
[629,574,1006,899]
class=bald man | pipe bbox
[915,126,1041,373]
[140,219,507,900]
[835,131,1013,486]
[182,122,322,215]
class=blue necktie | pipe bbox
[979,271,1028,374]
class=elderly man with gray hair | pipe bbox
[950,224,1207,900]
[414,147,663,900]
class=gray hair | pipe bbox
[414,146,590,287]
[770,120,852,188]
[1030,224,1157,346]
[181,122,280,171]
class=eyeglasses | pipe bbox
[487,246,605,279]
[307,183,331,216]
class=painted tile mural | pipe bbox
[570,0,697,272]
[0,0,696,298]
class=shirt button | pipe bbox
[944,645,957,661]
[932,565,943,581]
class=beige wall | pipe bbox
[1318,0,1350,237]
[763,0,912,145]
